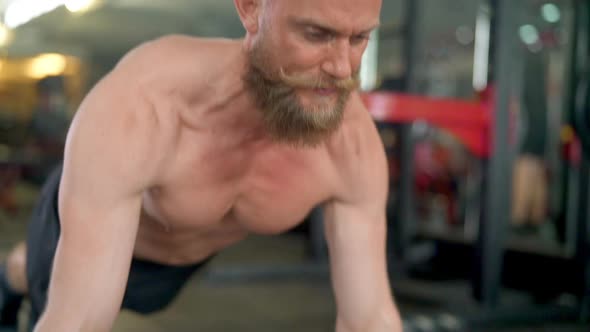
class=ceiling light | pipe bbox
[0,24,13,47]
[65,0,96,13]
[541,3,561,23]
[519,24,539,45]
[27,53,68,79]
[4,0,64,29]
[4,0,98,28]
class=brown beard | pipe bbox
[243,39,360,147]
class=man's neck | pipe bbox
[205,40,270,144]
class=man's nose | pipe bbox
[321,39,353,80]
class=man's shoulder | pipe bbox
[105,34,241,104]
[329,93,383,157]
[117,35,239,70]
[325,93,387,198]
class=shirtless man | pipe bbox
[0,0,402,331]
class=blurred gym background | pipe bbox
[0,0,589,331]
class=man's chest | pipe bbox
[143,143,336,235]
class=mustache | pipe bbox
[278,68,360,91]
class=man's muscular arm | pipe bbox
[324,99,402,332]
[34,55,173,332]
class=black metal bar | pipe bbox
[571,0,590,322]
[577,157,590,321]
[204,263,330,284]
[487,0,499,82]
[557,0,581,256]
[393,124,417,260]
[474,0,521,308]
[308,206,328,263]
[402,0,420,92]
[402,304,579,332]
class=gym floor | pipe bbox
[1,196,589,332]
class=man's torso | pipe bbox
[135,130,337,265]
[122,36,355,265]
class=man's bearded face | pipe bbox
[244,29,359,147]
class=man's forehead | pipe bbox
[267,0,381,7]
[268,0,381,31]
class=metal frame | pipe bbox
[474,0,590,323]
[572,0,590,320]
[396,0,590,328]
[473,0,520,307]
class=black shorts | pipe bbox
[25,163,210,326]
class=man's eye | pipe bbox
[351,35,370,45]
[305,29,331,42]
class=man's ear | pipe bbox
[234,0,262,34]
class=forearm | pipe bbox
[34,316,111,332]
[335,304,402,332]
[32,239,129,332]
[33,306,116,332]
